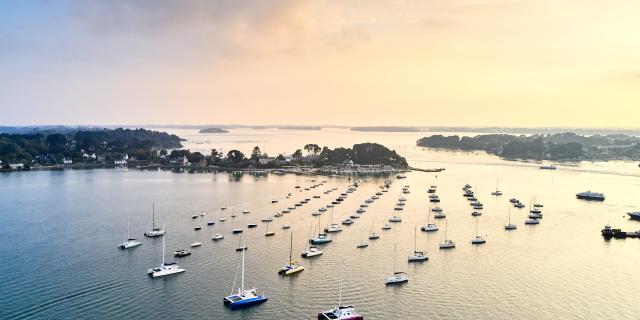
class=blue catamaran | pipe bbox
[224,241,267,309]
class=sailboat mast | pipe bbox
[152,203,155,230]
[414,227,417,252]
[161,230,165,265]
[444,220,448,241]
[289,232,293,264]
[393,244,397,274]
[508,206,511,224]
[337,261,344,308]
[475,216,479,237]
[126,216,130,240]
[241,239,245,293]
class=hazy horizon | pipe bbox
[2,1,640,127]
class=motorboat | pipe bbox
[212,233,224,240]
[282,224,290,229]
[261,217,274,222]
[174,249,191,257]
[525,218,540,225]
[389,216,402,222]
[247,223,257,228]
[325,224,343,232]
[576,191,605,201]
[232,228,243,234]
[628,211,640,220]
[310,233,332,244]
[381,223,392,230]
[341,219,354,225]
[471,211,482,216]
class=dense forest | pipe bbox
[0,128,182,165]
[417,133,640,160]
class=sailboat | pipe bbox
[144,204,165,237]
[310,215,332,244]
[356,229,368,248]
[504,206,517,230]
[439,220,455,249]
[119,216,142,249]
[369,223,380,239]
[317,262,364,320]
[224,240,268,309]
[190,228,202,247]
[470,216,486,244]
[148,230,185,277]
[421,205,439,232]
[491,180,503,196]
[324,207,343,233]
[265,221,275,237]
[278,232,304,275]
[384,244,408,284]
[408,226,428,261]
[219,208,227,222]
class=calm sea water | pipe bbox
[2,128,640,319]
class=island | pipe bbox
[416,132,640,161]
[351,126,423,132]
[198,127,229,133]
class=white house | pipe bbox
[62,157,73,165]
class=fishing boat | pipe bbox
[144,204,166,237]
[504,207,517,230]
[317,262,363,320]
[148,233,185,278]
[265,221,276,236]
[408,227,428,262]
[119,216,142,249]
[224,241,268,309]
[278,233,304,275]
[384,244,408,285]
[439,220,456,249]
[470,216,486,244]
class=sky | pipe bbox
[1,0,640,127]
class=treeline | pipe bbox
[0,128,182,165]
[416,133,640,160]
[193,142,408,168]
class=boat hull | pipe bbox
[224,296,268,309]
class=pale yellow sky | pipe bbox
[1,0,639,127]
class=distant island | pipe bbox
[417,132,640,161]
[351,126,423,132]
[278,126,322,131]
[198,127,229,133]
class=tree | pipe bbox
[251,146,262,160]
[276,154,285,161]
[46,134,67,154]
[312,144,321,155]
[227,150,245,164]
[292,149,303,159]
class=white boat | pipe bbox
[144,204,166,237]
[491,180,503,196]
[212,233,224,240]
[282,224,290,229]
[433,211,446,219]
[504,207,517,230]
[470,216,486,244]
[341,218,354,225]
[384,244,408,285]
[278,232,304,275]
[261,217,273,222]
[439,220,455,249]
[119,216,142,249]
[408,227,428,262]
[301,245,323,258]
[325,208,343,232]
[319,207,327,212]
[389,215,402,223]
[382,223,392,230]
[224,240,268,309]
[317,262,363,320]
[190,228,202,247]
[148,232,185,278]
[398,196,407,202]
[356,229,368,248]
[421,207,439,232]
[576,191,605,201]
